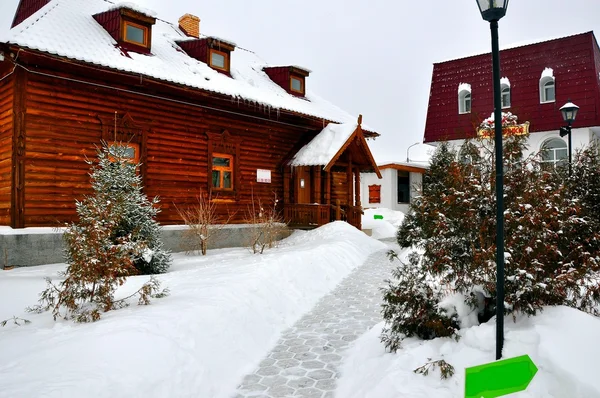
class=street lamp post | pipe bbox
[559,101,579,174]
[476,0,509,361]
[406,142,420,162]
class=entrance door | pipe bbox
[296,167,311,204]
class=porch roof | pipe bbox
[289,116,381,178]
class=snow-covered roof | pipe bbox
[500,77,510,87]
[107,2,157,18]
[4,0,365,128]
[289,122,358,167]
[377,161,429,170]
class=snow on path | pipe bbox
[0,222,386,398]
[235,243,401,398]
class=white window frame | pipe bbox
[459,90,471,114]
[501,84,511,108]
[540,76,556,103]
[540,137,567,167]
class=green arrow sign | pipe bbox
[465,355,538,398]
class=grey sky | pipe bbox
[2,0,600,162]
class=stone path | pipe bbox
[235,242,401,398]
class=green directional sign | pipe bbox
[465,355,538,398]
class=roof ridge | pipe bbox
[434,30,594,65]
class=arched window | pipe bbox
[501,85,510,108]
[540,68,555,103]
[540,138,567,167]
[459,91,471,114]
[458,83,471,114]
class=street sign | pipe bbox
[465,355,538,398]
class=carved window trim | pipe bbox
[206,129,241,199]
[98,113,148,180]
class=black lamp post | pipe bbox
[559,101,579,174]
[476,0,509,361]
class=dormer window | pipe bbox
[263,66,311,98]
[176,36,236,75]
[123,21,148,46]
[94,5,156,54]
[210,49,229,72]
[290,75,304,95]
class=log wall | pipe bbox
[331,171,349,206]
[0,74,13,225]
[20,68,309,227]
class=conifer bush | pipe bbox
[382,118,600,348]
[29,143,170,322]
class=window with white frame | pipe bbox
[540,68,555,103]
[458,83,472,114]
[501,85,511,109]
[540,138,567,168]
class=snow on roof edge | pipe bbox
[4,0,367,130]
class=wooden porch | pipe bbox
[283,116,381,231]
[284,202,362,229]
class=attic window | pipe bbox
[123,21,148,46]
[263,66,310,97]
[93,6,156,54]
[210,49,229,72]
[290,76,304,94]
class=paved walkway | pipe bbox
[235,242,401,398]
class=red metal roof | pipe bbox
[424,32,600,143]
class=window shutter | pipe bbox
[368,185,381,204]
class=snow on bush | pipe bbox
[384,133,600,350]
[339,306,600,397]
[28,143,170,322]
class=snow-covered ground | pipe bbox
[338,307,600,398]
[0,221,385,398]
[362,208,405,239]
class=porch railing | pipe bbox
[284,203,363,230]
[284,204,330,228]
[344,205,363,230]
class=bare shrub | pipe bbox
[245,192,287,254]
[176,189,234,255]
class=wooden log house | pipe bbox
[0,0,381,231]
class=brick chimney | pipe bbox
[178,14,200,39]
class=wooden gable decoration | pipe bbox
[323,115,382,178]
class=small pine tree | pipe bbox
[79,142,171,275]
[29,142,170,322]
[381,251,459,352]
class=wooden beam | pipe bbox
[354,166,361,207]
[11,67,26,228]
[284,166,291,204]
[312,166,321,204]
[347,153,353,206]
[324,171,331,205]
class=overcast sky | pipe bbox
[2,0,600,162]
